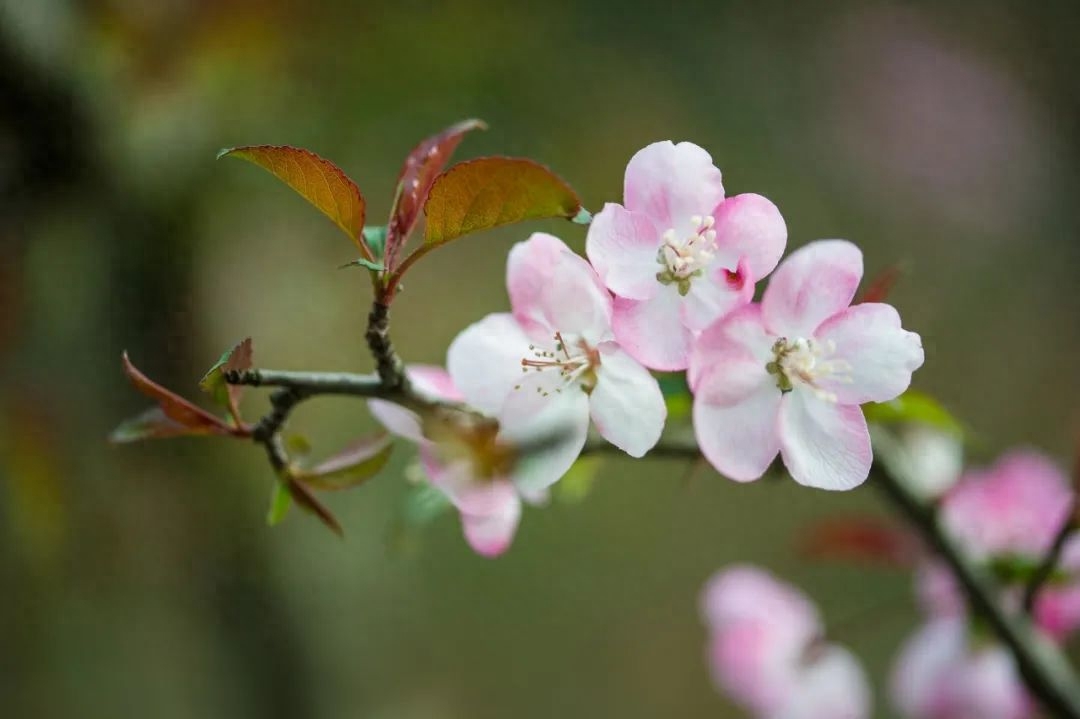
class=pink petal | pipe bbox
[508,232,609,340]
[701,565,821,632]
[498,372,590,494]
[623,141,725,232]
[689,303,774,391]
[693,365,782,482]
[611,290,693,371]
[712,193,788,283]
[588,344,666,457]
[814,303,924,404]
[459,480,522,558]
[915,561,965,619]
[776,645,871,719]
[368,364,461,443]
[778,391,872,490]
[680,256,755,333]
[762,240,863,339]
[585,203,662,301]
[447,312,533,416]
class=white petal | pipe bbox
[762,240,863,338]
[693,365,782,482]
[680,264,754,333]
[815,303,924,404]
[447,313,533,415]
[778,390,871,490]
[623,140,725,232]
[498,372,590,494]
[611,290,694,371]
[368,364,461,443]
[776,645,871,719]
[588,344,666,457]
[689,303,774,391]
[585,203,662,301]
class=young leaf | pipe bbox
[266,481,293,526]
[554,456,602,504]
[296,434,393,491]
[109,407,197,443]
[801,516,918,568]
[116,352,236,439]
[218,146,368,255]
[385,119,487,265]
[198,337,253,424]
[423,157,582,245]
[864,390,964,436]
[657,373,692,421]
[858,264,903,304]
[286,477,343,536]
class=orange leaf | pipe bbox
[287,477,343,536]
[385,119,487,267]
[858,264,903,304]
[423,157,581,245]
[801,516,918,568]
[219,145,368,255]
[118,352,234,438]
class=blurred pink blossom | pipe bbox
[701,565,870,718]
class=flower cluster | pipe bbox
[372,140,924,556]
[892,450,1080,718]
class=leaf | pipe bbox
[198,337,253,423]
[657,373,692,421]
[339,258,384,272]
[296,434,393,491]
[266,481,293,526]
[385,119,487,265]
[114,352,235,440]
[362,225,388,259]
[423,157,582,245]
[858,264,903,304]
[286,477,343,536]
[402,480,453,526]
[554,456,602,504]
[801,516,918,568]
[218,145,368,254]
[864,390,964,436]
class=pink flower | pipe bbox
[689,240,924,490]
[447,233,667,493]
[586,141,787,370]
[891,619,1032,719]
[369,365,539,558]
[701,565,870,719]
[915,450,1080,641]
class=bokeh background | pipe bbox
[2,1,1080,717]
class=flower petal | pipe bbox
[693,365,782,482]
[814,303,924,404]
[623,141,725,232]
[680,257,755,333]
[459,480,522,558]
[506,232,565,336]
[447,312,533,415]
[689,303,774,391]
[588,344,666,457]
[762,240,863,338]
[498,372,590,494]
[713,193,787,282]
[369,364,461,443]
[775,645,871,719]
[778,390,871,490]
[611,290,693,371]
[701,565,820,632]
[585,203,662,301]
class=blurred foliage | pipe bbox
[2,1,1080,717]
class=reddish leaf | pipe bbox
[117,352,236,439]
[384,119,487,267]
[858,264,903,304]
[801,516,919,568]
[287,477,343,536]
[219,145,368,255]
[109,407,192,443]
[199,337,254,424]
[423,157,582,245]
[297,433,393,490]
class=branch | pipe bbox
[1023,507,1077,615]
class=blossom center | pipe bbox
[766,337,852,401]
[518,331,601,395]
[655,215,718,296]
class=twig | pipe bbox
[1024,502,1077,614]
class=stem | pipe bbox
[1024,508,1077,614]
[382,244,435,301]
[365,301,408,390]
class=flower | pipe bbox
[369,365,541,558]
[915,450,1080,641]
[701,565,870,719]
[586,141,787,370]
[689,240,924,490]
[891,619,1032,719]
[447,232,667,492]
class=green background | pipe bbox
[2,1,1079,716]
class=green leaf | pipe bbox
[864,390,963,436]
[266,481,292,526]
[403,480,453,526]
[112,352,235,442]
[386,119,487,266]
[657,372,692,421]
[218,145,368,254]
[571,207,592,225]
[554,456,602,504]
[198,337,253,422]
[339,258,384,272]
[362,225,388,259]
[295,434,393,491]
[423,157,582,245]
